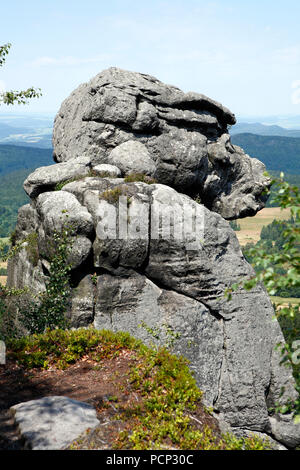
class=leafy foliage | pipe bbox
[228,175,300,422]
[0,43,42,105]
[6,327,141,370]
[0,216,74,338]
[19,221,74,334]
[266,173,300,208]
[0,44,11,67]
[243,215,300,298]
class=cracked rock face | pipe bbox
[7,69,300,448]
[52,67,270,220]
[8,178,300,448]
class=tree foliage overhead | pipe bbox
[0,43,42,105]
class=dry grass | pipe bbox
[236,207,291,246]
[0,261,7,286]
[271,296,300,307]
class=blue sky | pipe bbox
[1,0,300,118]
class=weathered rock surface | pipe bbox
[7,204,46,295]
[7,69,300,448]
[92,163,121,178]
[23,156,91,198]
[109,140,156,176]
[52,67,271,220]
[8,179,300,447]
[36,191,94,269]
[10,396,99,450]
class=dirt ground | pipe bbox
[0,350,139,449]
[0,349,220,450]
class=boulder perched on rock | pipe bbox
[52,67,270,220]
[7,68,300,448]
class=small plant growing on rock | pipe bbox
[19,220,74,334]
[100,186,131,205]
[0,213,75,337]
[138,321,181,349]
[91,273,97,285]
[89,169,111,178]
[55,175,88,191]
[24,232,39,267]
[124,173,156,184]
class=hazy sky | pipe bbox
[1,0,300,118]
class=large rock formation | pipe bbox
[7,68,300,448]
[52,67,270,220]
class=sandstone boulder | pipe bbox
[52,67,271,220]
[11,396,99,450]
[7,69,299,448]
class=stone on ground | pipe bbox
[10,396,99,450]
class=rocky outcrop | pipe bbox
[7,68,300,448]
[52,67,270,220]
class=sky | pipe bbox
[1,0,300,119]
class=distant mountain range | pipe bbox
[230,122,300,138]
[0,113,300,148]
[231,133,300,174]
[236,114,300,129]
[0,114,54,148]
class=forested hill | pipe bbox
[0,144,53,176]
[0,145,53,237]
[231,133,300,174]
